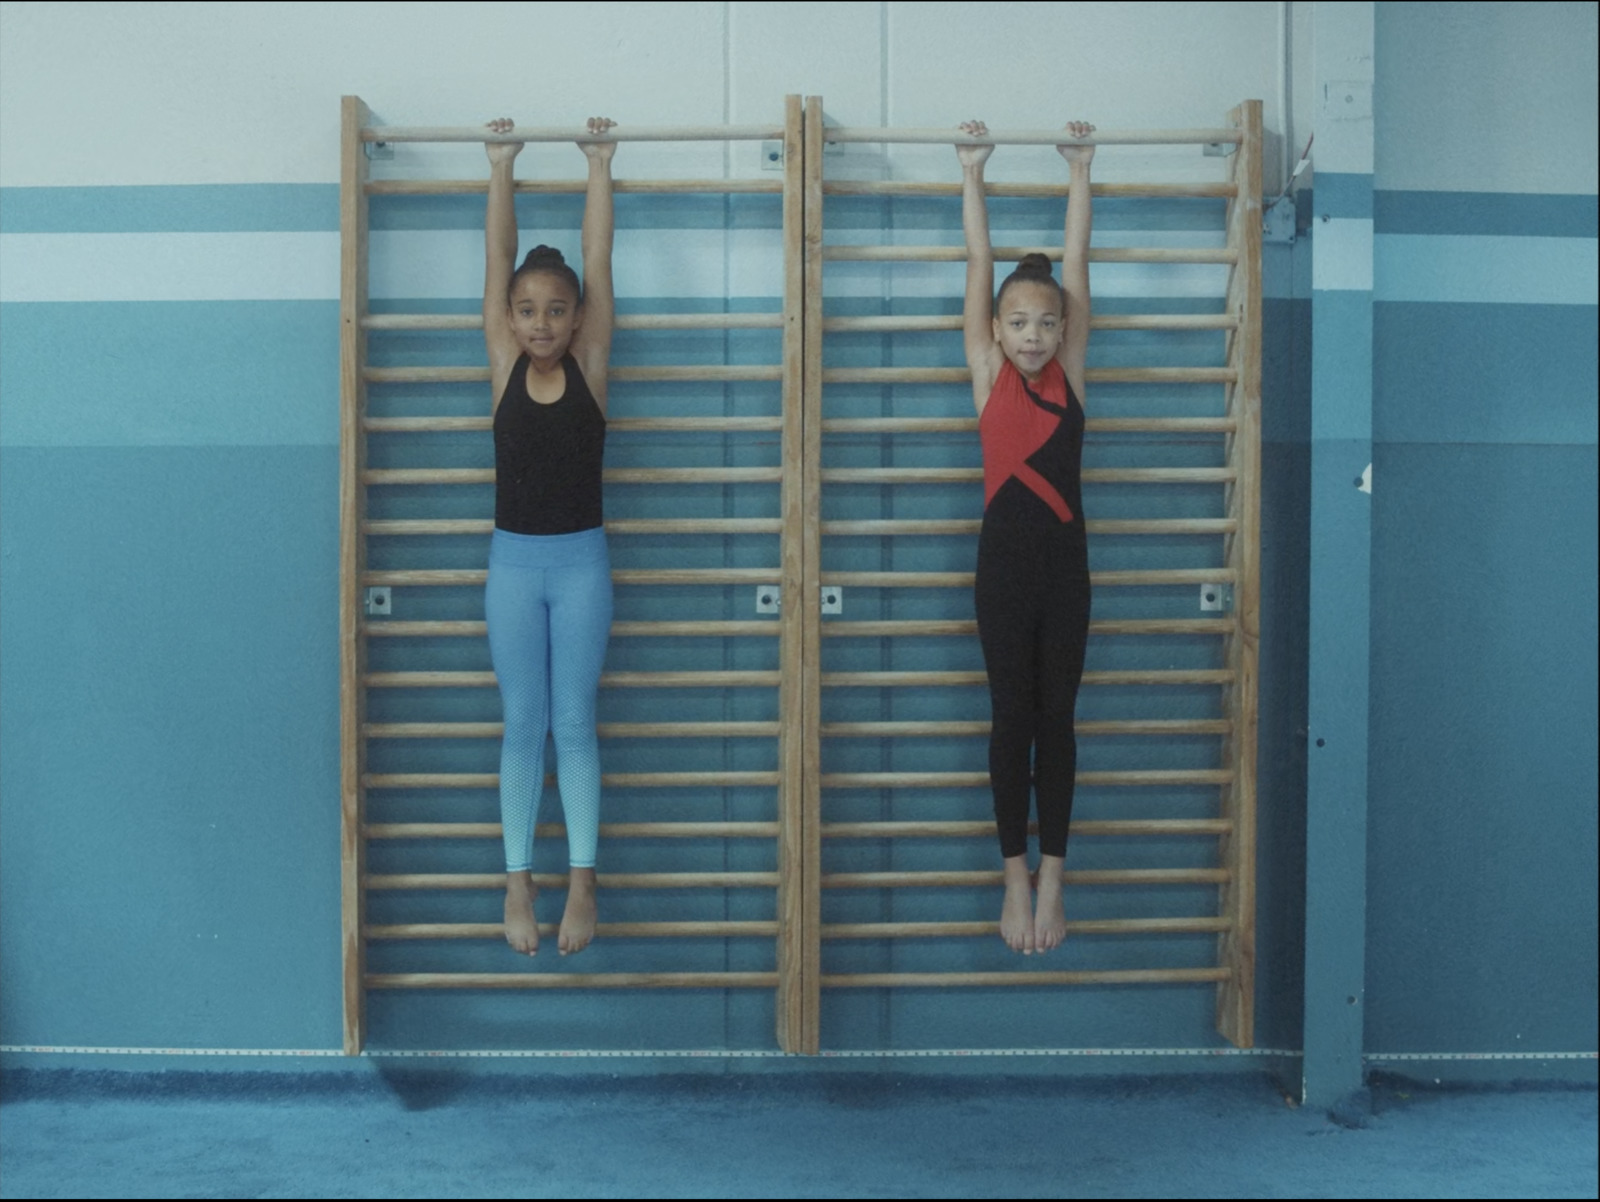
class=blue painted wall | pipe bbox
[0,446,343,1047]
[1,1,1594,1075]
[1,183,1302,1057]
[1364,2,1598,1065]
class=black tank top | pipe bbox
[493,353,606,535]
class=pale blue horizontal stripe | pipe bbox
[829,229,1228,249]
[6,183,1590,245]
[374,229,778,299]
[1,229,1235,303]
[828,227,1231,300]
[374,193,1222,233]
[0,230,767,301]
[826,195,1227,232]
[1375,234,1598,305]
[0,233,340,301]
[1311,219,1374,293]
[0,184,1224,235]
[371,193,778,231]
[8,229,1591,307]
[825,259,1230,300]
[0,186,779,234]
[0,185,339,233]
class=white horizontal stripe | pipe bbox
[0,232,340,301]
[0,230,783,302]
[2,229,1227,305]
[8,230,1591,306]
[828,260,1231,299]
[824,229,1232,299]
[372,229,785,300]
[1375,234,1599,305]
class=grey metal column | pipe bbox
[1303,1,1375,1115]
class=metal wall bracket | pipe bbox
[1263,198,1297,244]
[363,141,394,161]
[820,586,842,615]
[755,585,781,614]
[763,139,842,169]
[1199,582,1233,613]
[365,586,392,616]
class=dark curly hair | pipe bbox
[508,244,582,306]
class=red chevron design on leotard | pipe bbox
[979,358,1074,522]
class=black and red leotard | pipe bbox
[975,358,1091,860]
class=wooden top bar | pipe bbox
[368,179,782,195]
[824,180,1236,199]
[822,126,1241,146]
[365,125,784,144]
[363,124,1236,147]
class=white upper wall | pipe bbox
[5,2,1592,196]
[0,1,733,186]
[1375,1,1598,194]
[0,0,1297,189]
[881,1,1281,184]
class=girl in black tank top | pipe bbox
[480,116,619,962]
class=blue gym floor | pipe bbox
[1,1068,1594,1198]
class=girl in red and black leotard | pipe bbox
[957,119,1096,954]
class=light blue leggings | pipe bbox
[485,526,613,872]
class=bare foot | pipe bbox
[1034,855,1067,952]
[1000,856,1035,954]
[503,872,539,956]
[558,867,598,955]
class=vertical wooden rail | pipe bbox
[775,93,808,1052]
[798,95,827,1054]
[1217,99,1262,1047]
[339,95,371,1055]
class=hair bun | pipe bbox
[523,244,567,270]
[508,243,583,305]
[1015,252,1054,277]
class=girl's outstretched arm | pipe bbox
[572,117,616,413]
[958,121,1003,415]
[1055,121,1095,404]
[483,117,524,411]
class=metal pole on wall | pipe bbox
[1302,1,1375,1115]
